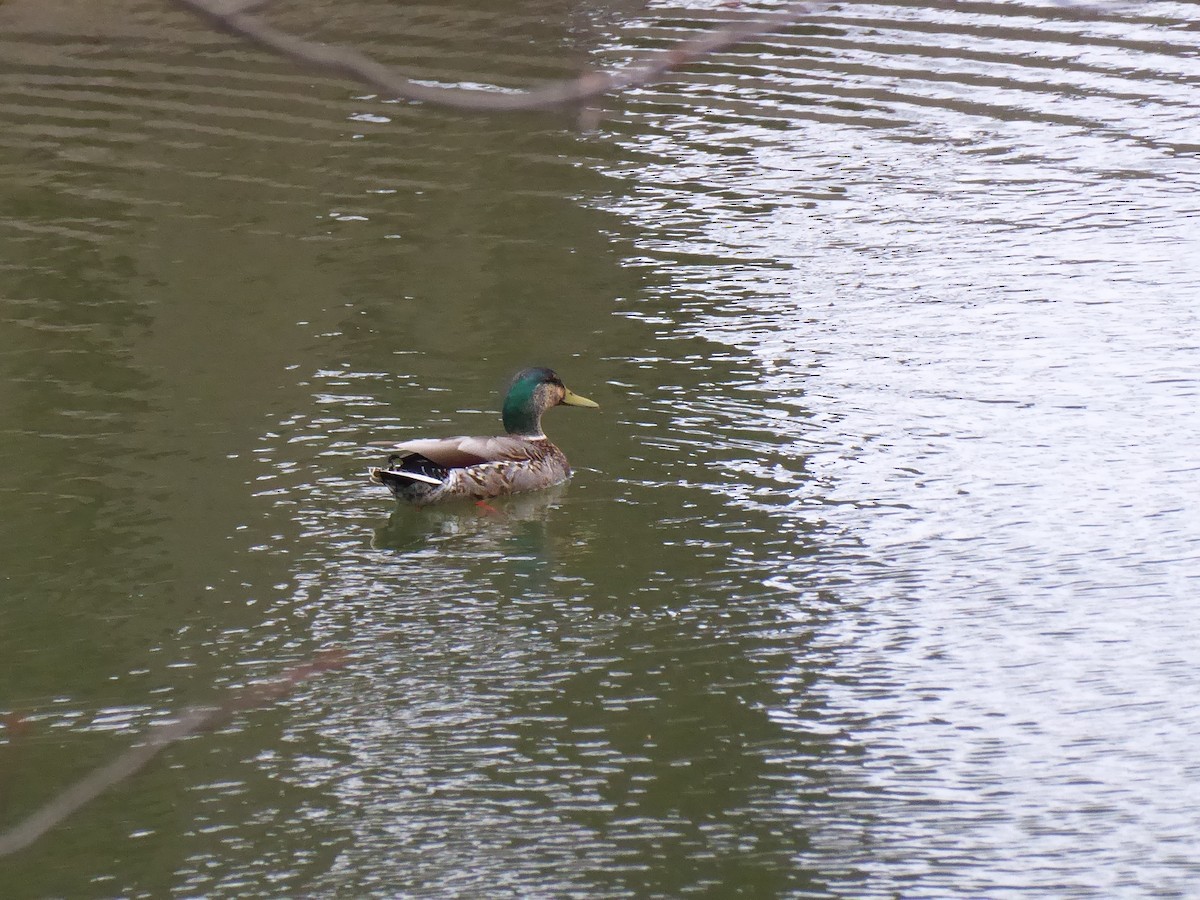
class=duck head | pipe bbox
[502,367,598,436]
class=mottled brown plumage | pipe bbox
[368,368,598,505]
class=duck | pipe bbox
[368,367,599,505]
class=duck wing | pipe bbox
[386,435,544,469]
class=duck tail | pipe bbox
[368,452,448,496]
[368,467,442,488]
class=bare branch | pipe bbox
[171,0,823,112]
[0,650,346,858]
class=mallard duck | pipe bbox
[368,367,599,505]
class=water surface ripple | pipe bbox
[599,1,1200,896]
[0,1,1198,897]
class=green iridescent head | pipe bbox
[502,367,598,436]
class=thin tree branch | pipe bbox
[0,650,346,858]
[171,0,1115,115]
[171,0,824,112]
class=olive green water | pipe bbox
[2,1,1199,896]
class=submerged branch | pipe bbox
[0,650,346,858]
[171,0,825,112]
[170,0,1115,116]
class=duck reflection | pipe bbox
[371,483,571,554]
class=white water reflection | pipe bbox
[604,0,1200,894]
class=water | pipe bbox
[1,0,1198,896]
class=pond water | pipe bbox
[1,1,1198,896]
